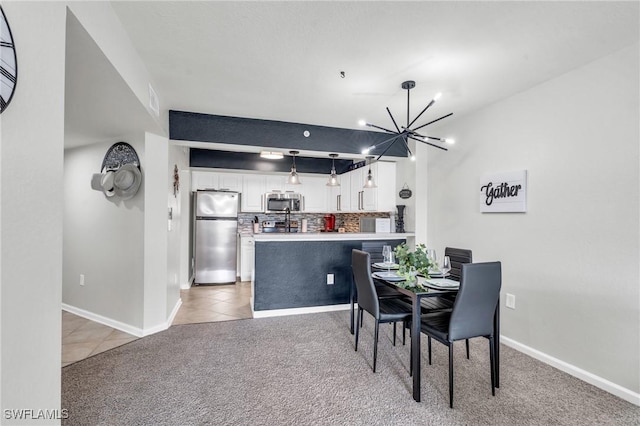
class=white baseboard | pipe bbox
[62,303,144,337]
[62,298,183,338]
[501,336,640,406]
[252,304,351,318]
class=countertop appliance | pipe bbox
[323,214,336,232]
[262,220,299,233]
[194,190,239,284]
[265,191,302,213]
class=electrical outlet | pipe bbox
[79,274,85,286]
[327,274,334,285]
[506,293,516,309]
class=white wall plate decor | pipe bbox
[479,170,527,213]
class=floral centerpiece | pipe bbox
[393,243,435,282]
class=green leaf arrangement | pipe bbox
[393,243,435,282]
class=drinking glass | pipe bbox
[426,249,437,270]
[441,256,451,279]
[381,245,392,264]
[408,266,417,286]
[386,252,394,273]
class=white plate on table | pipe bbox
[427,270,449,278]
[373,262,399,270]
[372,271,404,282]
[422,278,459,290]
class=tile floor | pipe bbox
[62,281,252,367]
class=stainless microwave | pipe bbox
[265,192,302,213]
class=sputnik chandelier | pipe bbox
[359,80,455,161]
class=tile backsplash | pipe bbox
[238,212,390,235]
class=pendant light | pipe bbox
[364,156,377,188]
[287,150,301,185]
[326,153,340,187]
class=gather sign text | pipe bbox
[480,182,522,206]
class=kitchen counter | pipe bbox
[251,234,410,316]
[253,232,414,242]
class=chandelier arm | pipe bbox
[412,112,454,132]
[386,107,401,133]
[375,136,402,161]
[406,129,445,142]
[408,135,448,151]
[367,123,399,134]
[400,136,414,158]
[407,99,436,129]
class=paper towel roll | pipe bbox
[301,218,308,233]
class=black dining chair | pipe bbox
[356,242,411,342]
[444,247,473,281]
[420,261,501,408]
[443,247,473,357]
[352,249,412,373]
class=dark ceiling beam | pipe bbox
[170,110,408,158]
[190,149,354,174]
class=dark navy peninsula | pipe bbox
[251,233,413,315]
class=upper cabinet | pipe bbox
[192,161,395,214]
[191,171,242,192]
[326,174,346,212]
[298,175,328,212]
[326,161,396,213]
[241,175,266,212]
[374,161,397,213]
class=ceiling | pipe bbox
[66,2,639,154]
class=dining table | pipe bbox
[351,265,500,402]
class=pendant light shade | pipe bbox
[287,150,301,185]
[363,156,377,188]
[326,153,340,187]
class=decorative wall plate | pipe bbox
[0,6,18,114]
[101,142,140,172]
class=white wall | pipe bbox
[143,132,174,333]
[62,3,172,337]
[0,2,66,421]
[168,145,191,290]
[425,44,639,399]
[63,140,145,329]
[67,2,164,133]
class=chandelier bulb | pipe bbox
[445,138,455,145]
[358,119,367,127]
[434,92,442,101]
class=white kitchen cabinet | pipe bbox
[340,161,395,212]
[265,175,286,193]
[299,175,328,212]
[375,161,397,212]
[240,235,255,282]
[217,173,242,192]
[191,171,217,191]
[349,166,377,211]
[191,171,242,192]
[241,175,266,212]
[326,174,350,212]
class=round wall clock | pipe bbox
[0,6,17,114]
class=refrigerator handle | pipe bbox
[302,196,305,211]
[261,193,264,212]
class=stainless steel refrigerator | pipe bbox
[194,191,239,284]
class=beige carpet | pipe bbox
[62,311,639,425]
